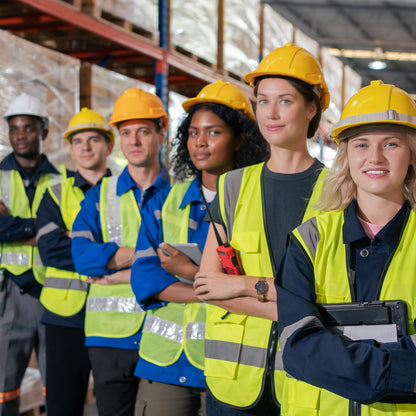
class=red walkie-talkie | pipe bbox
[216,242,244,275]
[201,189,244,276]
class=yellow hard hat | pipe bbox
[182,80,255,120]
[110,88,168,129]
[330,80,416,143]
[64,108,115,143]
[244,43,330,111]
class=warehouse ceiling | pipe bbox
[263,0,416,97]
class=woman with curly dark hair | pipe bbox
[172,96,269,182]
[130,79,268,416]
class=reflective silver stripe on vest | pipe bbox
[185,322,205,340]
[294,217,319,259]
[35,254,43,267]
[205,339,267,368]
[189,219,198,231]
[86,296,143,313]
[154,209,161,220]
[144,314,183,344]
[133,247,157,263]
[36,222,59,240]
[72,231,95,241]
[223,169,245,241]
[1,252,30,266]
[0,170,11,207]
[274,349,284,371]
[279,315,324,353]
[43,276,88,292]
[50,182,62,205]
[106,177,123,246]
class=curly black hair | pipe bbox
[171,102,269,181]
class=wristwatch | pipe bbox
[254,278,269,302]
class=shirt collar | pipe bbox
[343,199,411,249]
[179,178,204,209]
[116,165,170,196]
[0,152,59,177]
[73,168,112,189]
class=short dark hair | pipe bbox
[116,117,163,133]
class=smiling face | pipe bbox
[8,115,46,161]
[70,130,113,172]
[118,119,165,168]
[187,108,238,178]
[255,77,316,149]
[347,130,411,205]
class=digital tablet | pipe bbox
[317,300,408,342]
[159,243,202,266]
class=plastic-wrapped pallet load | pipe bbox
[321,47,344,124]
[343,65,362,105]
[86,0,158,37]
[170,0,217,65]
[224,0,260,76]
[0,29,79,167]
[262,4,293,57]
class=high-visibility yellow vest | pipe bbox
[139,181,206,370]
[40,178,89,316]
[84,176,145,338]
[0,168,62,284]
[205,162,326,408]
[283,209,416,416]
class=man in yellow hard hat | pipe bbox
[36,108,114,416]
[71,89,171,416]
[0,93,65,416]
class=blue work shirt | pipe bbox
[131,178,208,387]
[277,200,416,404]
[72,165,170,349]
[37,169,111,328]
[0,153,62,297]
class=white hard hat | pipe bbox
[4,93,49,129]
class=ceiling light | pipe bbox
[368,47,386,70]
[368,60,387,70]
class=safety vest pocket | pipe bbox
[285,377,321,415]
[230,231,260,253]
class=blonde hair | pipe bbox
[316,133,416,211]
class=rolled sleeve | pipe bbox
[0,215,35,242]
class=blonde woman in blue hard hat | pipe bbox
[277,80,416,415]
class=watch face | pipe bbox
[255,280,268,294]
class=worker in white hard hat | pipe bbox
[36,108,114,416]
[0,92,65,415]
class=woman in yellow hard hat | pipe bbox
[277,80,416,415]
[193,43,330,415]
[130,79,268,416]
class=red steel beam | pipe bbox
[14,0,164,60]
[0,14,57,25]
